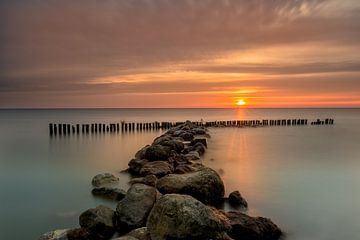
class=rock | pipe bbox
[125,227,151,240]
[153,135,184,152]
[189,142,206,155]
[79,205,116,239]
[174,162,205,174]
[179,131,194,141]
[190,138,207,148]
[156,167,225,205]
[115,184,158,233]
[225,211,282,240]
[184,151,200,160]
[91,173,119,187]
[140,161,174,177]
[91,187,126,201]
[39,229,69,240]
[112,236,139,240]
[135,145,150,159]
[192,128,207,135]
[130,175,157,187]
[66,228,96,240]
[147,194,231,240]
[144,144,172,161]
[128,158,149,175]
[228,191,248,208]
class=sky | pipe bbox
[0,0,360,108]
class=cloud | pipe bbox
[0,0,359,107]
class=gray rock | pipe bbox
[125,227,151,240]
[179,131,194,141]
[115,184,158,233]
[91,173,119,187]
[156,167,225,205]
[140,161,174,177]
[128,158,149,175]
[174,162,205,174]
[184,151,200,161]
[79,205,115,239]
[147,194,231,240]
[66,228,96,240]
[189,142,206,156]
[112,236,139,240]
[144,144,172,161]
[228,191,248,209]
[129,175,157,187]
[225,211,282,240]
[190,138,207,148]
[135,145,150,159]
[91,187,126,201]
[192,128,207,135]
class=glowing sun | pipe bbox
[236,99,247,106]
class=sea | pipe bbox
[0,108,359,240]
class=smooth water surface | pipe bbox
[0,108,359,240]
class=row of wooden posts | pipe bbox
[49,118,334,136]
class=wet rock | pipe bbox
[156,167,225,205]
[179,131,194,141]
[113,236,139,240]
[79,205,116,239]
[184,151,200,161]
[91,187,126,201]
[190,138,207,148]
[140,161,174,177]
[66,228,96,240]
[39,229,69,240]
[144,144,172,161]
[147,194,231,240]
[192,128,207,135]
[128,158,149,175]
[125,227,151,240]
[91,173,119,187]
[228,191,248,209]
[129,175,157,187]
[115,184,158,233]
[174,162,205,174]
[189,142,206,156]
[225,211,282,240]
[135,145,150,160]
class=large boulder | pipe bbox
[225,211,282,240]
[189,142,206,156]
[79,205,116,239]
[184,151,200,161]
[129,175,157,187]
[192,128,207,135]
[174,162,205,174]
[147,194,231,240]
[179,131,194,141]
[128,158,149,175]
[153,135,185,153]
[66,228,96,240]
[190,138,207,148]
[156,167,225,205]
[135,145,150,159]
[228,191,248,209]
[91,187,126,201]
[140,161,174,177]
[115,184,158,233]
[144,144,172,161]
[91,173,119,187]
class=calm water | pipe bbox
[0,108,359,240]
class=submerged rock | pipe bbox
[91,173,119,187]
[156,167,225,205]
[139,161,174,177]
[129,175,157,187]
[91,187,126,201]
[39,229,69,240]
[147,194,231,240]
[115,184,158,233]
[79,205,116,239]
[225,211,282,240]
[144,144,172,161]
[228,191,248,209]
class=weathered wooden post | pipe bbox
[72,125,75,134]
[49,123,54,136]
[54,124,57,135]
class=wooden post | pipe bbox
[49,123,53,136]
[72,125,75,134]
[54,124,57,135]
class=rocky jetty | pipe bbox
[39,121,282,240]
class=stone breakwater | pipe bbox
[40,121,282,240]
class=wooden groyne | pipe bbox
[49,118,334,136]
